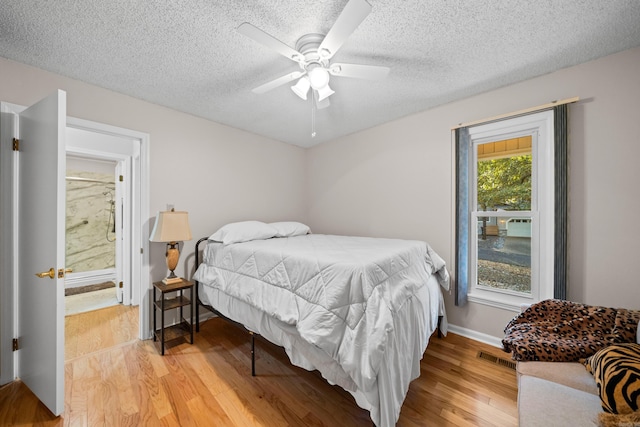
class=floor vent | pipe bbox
[477,351,516,370]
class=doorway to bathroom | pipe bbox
[63,118,150,342]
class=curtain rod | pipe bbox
[451,96,579,130]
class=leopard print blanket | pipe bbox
[502,299,640,362]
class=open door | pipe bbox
[17,90,66,416]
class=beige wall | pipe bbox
[306,47,640,339]
[0,57,307,280]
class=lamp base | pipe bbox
[162,276,184,285]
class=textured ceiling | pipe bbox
[1,1,640,148]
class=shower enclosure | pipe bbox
[65,164,118,291]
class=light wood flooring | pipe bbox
[65,303,139,360]
[0,307,518,426]
[65,288,120,317]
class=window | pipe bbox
[475,137,532,296]
[455,108,567,311]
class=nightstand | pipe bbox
[153,278,194,355]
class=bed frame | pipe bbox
[192,236,443,378]
[194,237,258,376]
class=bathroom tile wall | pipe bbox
[66,170,116,273]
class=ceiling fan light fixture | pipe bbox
[316,84,335,101]
[308,66,330,90]
[291,76,311,100]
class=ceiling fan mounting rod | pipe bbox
[295,33,330,71]
[295,33,325,55]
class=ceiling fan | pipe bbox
[238,0,390,109]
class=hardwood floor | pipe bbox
[0,312,518,426]
[65,303,139,360]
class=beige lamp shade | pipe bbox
[150,210,192,284]
[149,210,192,243]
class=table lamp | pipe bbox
[150,209,192,284]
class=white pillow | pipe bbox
[209,221,277,244]
[269,221,311,238]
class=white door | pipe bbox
[18,90,66,416]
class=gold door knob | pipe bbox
[58,268,73,278]
[35,268,55,279]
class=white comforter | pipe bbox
[193,234,449,426]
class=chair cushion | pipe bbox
[517,361,598,395]
[518,375,601,426]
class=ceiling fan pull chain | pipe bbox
[311,90,317,138]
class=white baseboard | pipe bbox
[447,323,504,349]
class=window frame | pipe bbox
[464,110,555,311]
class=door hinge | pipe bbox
[12,338,19,351]
[12,138,19,151]
[119,281,123,289]
[140,248,144,254]
[119,175,123,182]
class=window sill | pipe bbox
[467,292,534,313]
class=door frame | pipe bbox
[0,102,19,385]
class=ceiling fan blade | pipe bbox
[318,0,372,60]
[252,71,305,94]
[238,23,305,63]
[329,63,390,80]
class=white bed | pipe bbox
[193,225,449,427]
